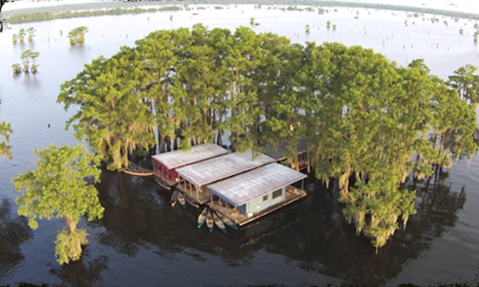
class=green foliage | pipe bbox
[0,122,12,161]
[12,34,18,44]
[12,144,103,229]
[305,24,310,33]
[448,64,479,112]
[20,50,32,73]
[27,27,36,42]
[8,6,181,24]
[12,63,21,75]
[68,26,88,45]
[327,21,331,29]
[18,50,40,74]
[57,27,478,251]
[55,228,89,265]
[58,48,156,170]
[12,144,103,264]
[250,17,255,25]
[18,28,26,42]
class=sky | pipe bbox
[2,0,479,14]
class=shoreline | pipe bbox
[3,0,479,24]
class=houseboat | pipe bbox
[151,143,228,190]
[265,138,310,172]
[175,149,275,206]
[207,163,307,228]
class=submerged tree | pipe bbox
[12,63,21,75]
[58,49,156,171]
[20,49,31,73]
[12,144,104,265]
[27,27,36,42]
[68,26,89,45]
[448,64,479,112]
[57,27,478,251]
[18,28,26,42]
[18,50,40,74]
[0,121,12,161]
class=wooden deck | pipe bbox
[208,185,307,227]
[176,183,211,206]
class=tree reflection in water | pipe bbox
[49,253,109,287]
[94,167,465,286]
[0,198,33,276]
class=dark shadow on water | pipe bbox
[48,251,109,287]
[0,198,33,277]
[91,166,467,286]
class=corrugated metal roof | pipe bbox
[176,149,275,186]
[151,143,228,169]
[208,163,307,206]
[265,138,308,160]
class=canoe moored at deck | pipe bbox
[213,211,226,233]
[215,210,238,230]
[206,209,214,232]
[151,143,228,190]
[197,207,208,229]
[178,191,186,208]
[207,163,307,228]
[170,190,178,207]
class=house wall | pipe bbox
[152,159,178,180]
[245,186,286,214]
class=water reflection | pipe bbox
[49,253,109,287]
[0,198,33,276]
[94,167,465,286]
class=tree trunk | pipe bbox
[65,215,76,235]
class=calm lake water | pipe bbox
[1,4,479,286]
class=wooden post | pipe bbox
[307,150,311,173]
[235,205,238,223]
[301,178,304,192]
[196,185,199,202]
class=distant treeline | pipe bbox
[7,6,182,24]
[5,0,479,24]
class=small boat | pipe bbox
[178,192,186,208]
[197,207,208,228]
[170,190,178,207]
[154,176,173,190]
[216,211,238,230]
[185,194,199,208]
[213,211,226,233]
[124,168,153,177]
[206,209,214,232]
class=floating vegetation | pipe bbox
[305,24,310,33]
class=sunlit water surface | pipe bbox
[0,4,479,286]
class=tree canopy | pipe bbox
[0,121,12,161]
[57,25,479,250]
[12,144,104,264]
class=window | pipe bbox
[272,189,282,199]
[263,194,268,201]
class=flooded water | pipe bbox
[1,4,479,286]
